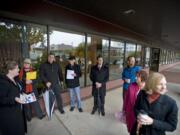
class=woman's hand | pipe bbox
[138,114,154,125]
[15,97,25,104]
[26,80,32,84]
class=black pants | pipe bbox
[93,94,105,111]
[24,101,43,121]
[122,89,127,102]
[52,84,64,111]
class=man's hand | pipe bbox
[60,81,64,88]
[71,73,77,77]
[95,82,102,88]
[125,79,130,83]
[46,82,51,88]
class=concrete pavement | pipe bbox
[27,85,180,135]
[27,88,129,135]
[27,63,180,135]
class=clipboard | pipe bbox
[26,71,37,80]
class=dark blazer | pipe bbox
[40,61,63,87]
[65,63,81,88]
[90,64,109,96]
[0,74,25,135]
[131,90,178,135]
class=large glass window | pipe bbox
[125,43,136,58]
[145,47,150,67]
[0,19,22,73]
[160,50,163,64]
[162,50,167,64]
[86,35,109,86]
[136,45,142,66]
[109,40,124,80]
[164,50,168,64]
[26,24,47,68]
[50,28,85,88]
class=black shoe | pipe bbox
[70,107,75,112]
[39,113,46,119]
[101,111,105,116]
[60,110,65,114]
[91,108,97,115]
[78,108,83,112]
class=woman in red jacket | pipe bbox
[19,58,45,121]
[123,70,148,133]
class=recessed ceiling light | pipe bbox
[123,9,136,15]
[162,34,168,37]
[174,41,179,44]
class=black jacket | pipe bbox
[0,74,25,135]
[90,64,109,96]
[131,90,178,135]
[40,62,63,87]
[65,63,81,88]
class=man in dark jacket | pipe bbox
[90,55,109,116]
[65,56,83,112]
[40,53,65,114]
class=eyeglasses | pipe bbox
[24,63,31,64]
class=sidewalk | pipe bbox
[27,64,180,135]
[27,86,180,135]
[27,88,128,135]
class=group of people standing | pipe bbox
[121,56,178,135]
[0,53,109,135]
[0,54,178,135]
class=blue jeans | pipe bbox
[68,86,82,109]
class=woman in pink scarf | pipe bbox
[123,70,148,133]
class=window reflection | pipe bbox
[0,20,22,73]
[145,47,150,67]
[86,35,109,86]
[136,45,142,66]
[50,29,85,88]
[109,40,124,80]
[126,43,136,59]
[27,24,47,66]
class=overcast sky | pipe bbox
[50,31,85,46]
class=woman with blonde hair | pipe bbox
[131,72,178,135]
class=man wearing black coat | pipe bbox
[90,55,109,116]
[40,53,65,114]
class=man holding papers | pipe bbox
[65,56,83,112]
[40,53,65,114]
[19,58,45,121]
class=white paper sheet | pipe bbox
[66,70,74,79]
[20,92,37,104]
